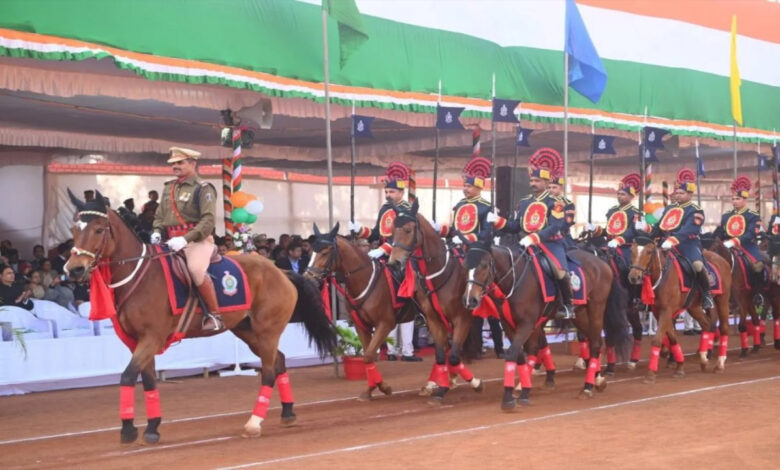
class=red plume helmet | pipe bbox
[384,161,410,190]
[462,156,491,188]
[676,168,697,193]
[730,175,752,198]
[528,148,563,181]
[619,173,641,196]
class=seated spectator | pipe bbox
[51,240,73,274]
[4,249,30,276]
[0,265,33,310]
[271,234,291,261]
[117,198,139,230]
[275,240,307,274]
[256,245,270,258]
[266,238,276,255]
[39,260,75,308]
[73,282,90,307]
[218,244,228,256]
[302,236,314,259]
[30,244,47,271]
[28,270,47,299]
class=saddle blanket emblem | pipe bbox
[570,270,582,291]
[523,202,548,233]
[221,271,239,296]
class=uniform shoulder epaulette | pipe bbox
[691,203,703,210]
[477,197,491,206]
[164,178,177,185]
[398,200,412,209]
[521,195,533,201]
[748,209,760,216]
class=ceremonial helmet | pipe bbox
[730,175,752,199]
[384,162,410,190]
[676,168,697,193]
[462,156,491,189]
[618,173,641,196]
[528,148,563,181]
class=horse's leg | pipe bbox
[534,333,556,389]
[581,304,606,397]
[644,310,670,384]
[667,325,686,379]
[627,306,643,370]
[714,291,731,373]
[748,300,761,353]
[737,298,750,357]
[687,304,711,372]
[446,316,483,394]
[573,329,589,370]
[358,320,394,401]
[424,313,452,405]
[772,285,780,350]
[140,359,162,444]
[118,338,160,444]
[503,322,534,411]
[273,351,296,425]
[231,326,280,438]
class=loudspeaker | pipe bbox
[496,166,529,216]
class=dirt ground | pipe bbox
[2,334,779,470]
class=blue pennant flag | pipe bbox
[641,145,658,164]
[352,115,374,138]
[759,154,768,171]
[565,0,608,103]
[591,134,615,154]
[436,105,465,130]
[516,127,533,147]
[643,127,670,149]
[774,145,780,165]
[697,153,706,177]
[492,98,520,123]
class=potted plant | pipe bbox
[332,325,394,380]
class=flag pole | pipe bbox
[638,110,646,216]
[587,121,594,224]
[757,141,762,217]
[322,8,334,230]
[695,139,702,207]
[733,123,738,180]
[511,123,520,213]
[350,101,356,224]
[490,72,497,206]
[774,129,779,216]
[563,53,569,196]
[433,79,441,221]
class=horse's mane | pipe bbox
[108,209,145,245]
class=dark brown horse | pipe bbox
[386,199,483,404]
[64,190,336,443]
[305,223,415,400]
[628,237,731,383]
[462,239,630,411]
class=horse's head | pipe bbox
[65,188,116,282]
[387,198,420,270]
[305,222,340,282]
[628,232,655,285]
[462,238,494,310]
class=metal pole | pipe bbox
[695,140,702,207]
[433,80,441,221]
[757,141,762,217]
[322,8,334,230]
[350,101,356,224]
[563,53,569,195]
[733,123,738,180]
[587,121,594,224]
[490,73,497,206]
[511,131,519,213]
[638,107,648,216]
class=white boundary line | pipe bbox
[0,351,771,446]
[217,374,780,470]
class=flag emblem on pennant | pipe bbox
[352,114,374,137]
[500,105,508,116]
[592,134,615,154]
[436,105,465,130]
[357,120,364,132]
[516,128,532,147]
[492,98,520,123]
[644,127,670,149]
[598,139,606,150]
[445,112,453,123]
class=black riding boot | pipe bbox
[697,270,715,310]
[556,275,575,320]
[751,266,765,306]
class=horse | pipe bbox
[64,190,336,443]
[627,236,732,383]
[305,223,416,400]
[461,238,631,411]
[385,199,484,404]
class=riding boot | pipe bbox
[197,277,224,331]
[751,266,765,306]
[696,270,715,310]
[556,274,575,320]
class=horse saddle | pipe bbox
[528,247,587,305]
[670,252,722,296]
[169,248,222,289]
[733,250,768,290]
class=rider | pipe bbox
[433,156,493,244]
[642,168,714,309]
[718,175,765,303]
[587,173,642,274]
[487,148,574,319]
[548,170,577,249]
[151,147,222,331]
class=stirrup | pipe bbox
[753,293,764,306]
[556,305,575,320]
[701,296,714,310]
[202,313,225,331]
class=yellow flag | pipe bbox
[730,15,742,126]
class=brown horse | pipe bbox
[64,190,336,443]
[462,239,630,411]
[627,237,731,383]
[305,223,415,400]
[386,199,483,404]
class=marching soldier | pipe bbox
[488,148,574,319]
[151,147,222,331]
[548,170,577,249]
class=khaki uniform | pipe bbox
[153,175,217,285]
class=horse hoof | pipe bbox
[774,340,780,350]
[378,382,393,396]
[532,368,546,377]
[419,382,436,397]
[143,432,160,445]
[517,397,531,406]
[281,414,297,426]
[643,374,656,384]
[357,391,373,401]
[605,370,615,377]
[578,389,593,399]
[501,400,517,412]
[700,363,707,372]
[120,428,138,444]
[573,358,587,371]
[241,427,262,439]
[673,370,686,379]
[427,396,444,407]
[751,345,761,354]
[595,377,607,392]
[543,381,556,391]
[626,361,637,371]
[713,366,725,374]
[739,349,749,358]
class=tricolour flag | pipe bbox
[324,0,368,68]
[352,115,374,138]
[564,0,607,103]
[436,105,465,130]
[591,135,615,154]
[492,98,520,123]
[730,15,743,126]
[516,127,532,147]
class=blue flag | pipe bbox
[565,0,607,103]
[774,145,780,165]
[436,105,465,130]
[644,127,670,149]
[697,153,706,177]
[641,145,658,164]
[492,98,520,123]
[516,127,533,147]
[352,115,373,138]
[591,135,615,154]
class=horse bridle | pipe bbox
[466,245,528,303]
[71,211,112,272]
[306,237,370,281]
[629,243,666,290]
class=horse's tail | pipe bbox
[286,271,338,358]
[603,276,632,362]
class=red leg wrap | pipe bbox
[631,339,642,362]
[714,329,721,340]
[753,324,761,346]
[541,346,556,371]
[670,343,684,363]
[119,385,135,420]
[435,364,450,388]
[451,362,475,382]
[606,346,616,364]
[144,390,161,419]
[740,331,749,349]
[707,331,715,350]
[579,341,590,360]
[517,363,532,389]
[718,336,729,358]
[775,320,780,341]
[364,363,379,388]
[277,372,294,404]
[251,385,274,418]
[648,346,661,372]
[526,355,538,369]
[503,361,516,388]
[662,336,670,349]
[427,364,438,382]
[585,357,600,385]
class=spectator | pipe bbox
[0,265,33,310]
[28,270,47,299]
[275,240,306,274]
[39,260,75,308]
[51,241,72,274]
[266,238,276,254]
[73,282,90,307]
[271,234,291,261]
[301,237,313,259]
[31,245,46,271]
[218,244,228,256]
[5,249,30,276]
[139,190,159,232]
[117,198,139,230]
[256,245,270,258]
[83,190,95,202]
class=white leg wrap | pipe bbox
[469,378,481,389]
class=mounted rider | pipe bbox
[642,168,714,309]
[433,156,493,245]
[717,175,765,303]
[548,170,577,249]
[151,147,222,331]
[487,148,574,319]
[588,173,642,271]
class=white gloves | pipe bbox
[660,240,674,251]
[585,223,596,232]
[348,220,362,233]
[431,220,441,232]
[520,236,535,248]
[486,211,499,224]
[635,220,648,231]
[150,232,162,245]
[724,239,735,249]
[167,236,187,252]
[607,239,620,249]
[368,248,385,259]
[452,237,463,246]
